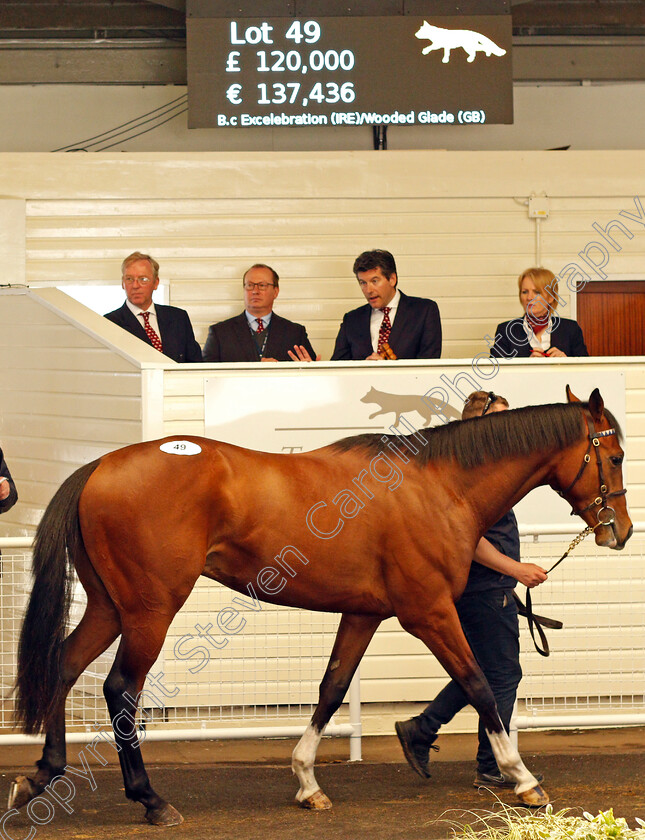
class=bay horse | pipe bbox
[11,388,631,826]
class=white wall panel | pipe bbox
[0,150,640,362]
[0,289,145,535]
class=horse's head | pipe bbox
[555,386,632,549]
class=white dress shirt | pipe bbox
[126,300,161,334]
[523,314,554,353]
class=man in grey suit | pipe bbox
[105,252,202,363]
[202,264,317,363]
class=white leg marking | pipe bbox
[292,724,323,802]
[487,729,537,795]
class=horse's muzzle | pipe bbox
[596,521,633,550]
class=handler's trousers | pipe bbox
[416,588,521,775]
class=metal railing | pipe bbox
[513,522,645,735]
[0,538,361,759]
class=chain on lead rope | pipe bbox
[515,520,602,657]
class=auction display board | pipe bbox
[187,13,513,127]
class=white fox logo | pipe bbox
[415,21,506,64]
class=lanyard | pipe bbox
[250,323,270,359]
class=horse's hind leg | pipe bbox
[102,622,183,826]
[396,595,548,807]
[10,596,120,809]
[293,613,381,810]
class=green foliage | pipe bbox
[436,803,645,840]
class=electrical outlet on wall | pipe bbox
[528,196,550,218]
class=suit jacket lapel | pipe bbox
[122,303,150,343]
[154,305,174,355]
[359,304,373,353]
[386,291,409,348]
[264,314,285,360]
[233,313,261,361]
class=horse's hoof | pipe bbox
[299,789,332,810]
[8,776,38,810]
[145,803,184,826]
[517,784,549,808]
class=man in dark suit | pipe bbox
[331,250,442,360]
[105,251,202,363]
[202,264,317,363]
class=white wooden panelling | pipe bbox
[0,199,25,286]
[0,150,641,360]
[0,289,144,535]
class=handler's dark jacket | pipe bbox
[463,509,520,595]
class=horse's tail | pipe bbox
[15,459,100,734]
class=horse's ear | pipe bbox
[588,388,605,422]
[566,385,580,403]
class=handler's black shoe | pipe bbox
[395,718,438,779]
[473,770,544,789]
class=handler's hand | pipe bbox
[515,563,548,588]
[365,352,382,360]
[0,478,10,501]
[545,346,567,357]
[287,345,321,362]
[260,357,279,363]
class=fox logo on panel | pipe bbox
[415,21,506,63]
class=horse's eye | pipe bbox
[610,455,623,467]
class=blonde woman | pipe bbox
[491,268,588,358]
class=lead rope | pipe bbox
[515,522,599,657]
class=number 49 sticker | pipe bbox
[159,440,202,456]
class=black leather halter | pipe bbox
[520,413,628,657]
[557,414,626,526]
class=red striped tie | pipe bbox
[142,311,163,353]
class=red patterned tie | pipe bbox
[256,318,265,333]
[377,307,392,354]
[141,311,163,353]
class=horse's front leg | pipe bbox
[397,594,548,807]
[292,613,381,810]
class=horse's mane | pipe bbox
[331,402,622,469]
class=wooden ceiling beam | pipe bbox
[0,1,185,33]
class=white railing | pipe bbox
[513,522,645,736]
[4,524,644,751]
[0,538,362,760]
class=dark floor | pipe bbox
[1,727,645,840]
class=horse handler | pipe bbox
[396,390,547,789]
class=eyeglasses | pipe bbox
[123,275,155,286]
[482,392,498,416]
[243,282,276,291]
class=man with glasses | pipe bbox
[202,264,317,362]
[105,251,202,363]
